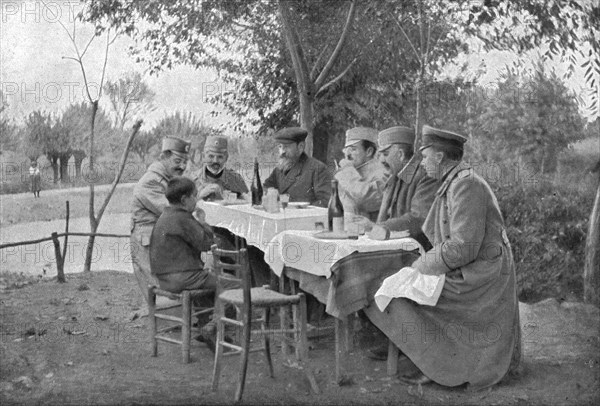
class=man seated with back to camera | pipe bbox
[149,176,238,350]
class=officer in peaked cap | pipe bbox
[162,136,191,156]
[193,135,248,201]
[334,126,387,221]
[367,125,520,387]
[377,126,415,152]
[130,135,192,303]
[420,125,467,154]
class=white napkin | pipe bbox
[374,266,445,311]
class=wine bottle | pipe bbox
[327,179,344,233]
[250,158,263,206]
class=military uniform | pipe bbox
[194,135,249,200]
[336,158,388,221]
[130,137,191,303]
[335,127,388,221]
[193,167,248,201]
[376,162,438,247]
[365,127,521,390]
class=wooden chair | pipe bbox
[210,244,318,401]
[148,286,214,363]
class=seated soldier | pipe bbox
[335,127,388,221]
[149,176,237,349]
[193,135,249,201]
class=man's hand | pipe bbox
[366,224,390,240]
[193,206,207,223]
[198,183,222,200]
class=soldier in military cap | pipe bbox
[366,126,439,247]
[192,135,248,201]
[263,127,332,207]
[130,136,192,303]
[365,125,521,389]
[334,127,388,221]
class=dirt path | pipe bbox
[0,271,598,405]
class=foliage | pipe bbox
[473,63,585,173]
[59,102,114,158]
[0,90,17,154]
[104,71,156,130]
[497,179,593,302]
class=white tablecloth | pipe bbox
[263,230,422,278]
[200,202,328,247]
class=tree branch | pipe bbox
[95,120,142,222]
[316,57,358,98]
[314,0,357,90]
[80,34,97,59]
[310,44,330,82]
[390,12,421,65]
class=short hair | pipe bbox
[358,140,378,156]
[166,177,196,204]
[397,144,414,160]
[429,144,463,161]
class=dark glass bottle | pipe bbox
[327,179,344,232]
[250,158,263,206]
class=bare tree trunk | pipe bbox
[59,153,71,183]
[48,155,59,183]
[84,101,99,273]
[584,177,600,306]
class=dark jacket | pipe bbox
[377,160,439,248]
[150,206,215,275]
[263,152,332,207]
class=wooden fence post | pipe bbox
[51,232,65,283]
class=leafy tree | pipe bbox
[475,63,585,174]
[22,110,65,183]
[59,102,114,179]
[104,71,156,131]
[0,90,17,155]
[151,111,216,164]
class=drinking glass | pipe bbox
[280,194,290,209]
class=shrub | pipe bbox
[496,179,593,302]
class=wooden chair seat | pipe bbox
[218,286,302,307]
[148,286,214,363]
[210,244,318,401]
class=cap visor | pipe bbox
[344,139,362,148]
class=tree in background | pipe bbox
[475,63,585,174]
[59,102,114,180]
[22,110,64,183]
[128,129,161,165]
[104,71,156,131]
[151,111,217,165]
[0,90,17,155]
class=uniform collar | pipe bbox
[397,157,421,184]
[436,161,471,196]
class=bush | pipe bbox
[496,179,593,302]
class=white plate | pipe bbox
[287,202,310,208]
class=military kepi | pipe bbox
[378,126,414,152]
[274,127,308,144]
[204,135,228,153]
[162,137,191,155]
[344,127,378,148]
[420,125,467,152]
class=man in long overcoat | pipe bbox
[365,125,521,389]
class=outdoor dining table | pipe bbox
[264,229,421,382]
[198,200,422,381]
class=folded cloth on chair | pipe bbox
[374,266,445,310]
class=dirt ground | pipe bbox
[1,270,599,405]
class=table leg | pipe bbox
[335,316,351,384]
[387,339,399,376]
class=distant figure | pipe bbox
[29,161,41,198]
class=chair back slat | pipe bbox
[211,244,251,299]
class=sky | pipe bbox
[1,0,597,137]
